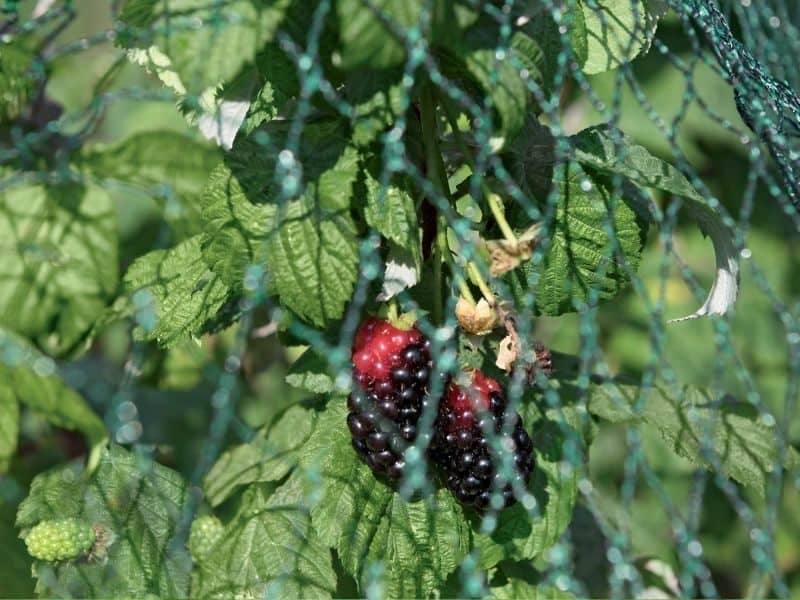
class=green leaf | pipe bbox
[0,387,18,473]
[345,69,405,147]
[200,119,361,324]
[204,406,317,507]
[119,0,292,95]
[243,44,301,133]
[578,0,667,75]
[464,30,543,143]
[76,131,220,199]
[16,445,191,597]
[0,182,118,356]
[336,0,460,70]
[517,4,587,91]
[571,125,739,320]
[286,349,335,395]
[473,402,581,568]
[362,166,420,257]
[504,127,647,314]
[299,401,470,597]
[587,380,800,497]
[267,195,359,327]
[123,234,232,347]
[0,328,107,454]
[191,476,336,598]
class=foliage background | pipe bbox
[0,1,799,598]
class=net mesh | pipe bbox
[1,0,799,598]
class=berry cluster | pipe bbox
[430,371,534,510]
[347,317,536,511]
[25,518,95,562]
[347,317,433,481]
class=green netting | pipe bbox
[1,0,799,598]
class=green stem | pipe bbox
[467,261,495,306]
[420,83,451,200]
[458,276,477,306]
[486,191,517,244]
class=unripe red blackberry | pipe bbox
[430,370,534,510]
[348,317,433,480]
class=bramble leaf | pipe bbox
[504,126,647,315]
[119,0,291,95]
[286,349,335,395]
[571,125,739,320]
[17,445,191,597]
[124,235,232,347]
[587,380,800,497]
[203,406,317,507]
[578,0,667,75]
[191,476,336,598]
[0,182,118,356]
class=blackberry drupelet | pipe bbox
[347,317,433,480]
[431,370,534,510]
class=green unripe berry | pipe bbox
[188,515,223,561]
[25,518,95,562]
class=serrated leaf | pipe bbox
[267,196,359,327]
[0,387,18,474]
[200,119,361,321]
[299,401,470,597]
[336,0,459,70]
[571,125,739,320]
[587,380,800,497]
[204,406,316,506]
[124,235,231,347]
[504,149,647,315]
[286,349,335,395]
[377,243,421,301]
[191,476,336,598]
[346,70,405,146]
[578,0,667,75]
[0,328,106,453]
[0,182,118,356]
[76,131,221,235]
[119,0,292,95]
[16,444,191,597]
[473,402,581,568]
[362,166,420,256]
[464,29,542,143]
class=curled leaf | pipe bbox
[495,334,518,372]
[668,214,740,322]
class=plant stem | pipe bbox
[486,191,517,244]
[467,261,495,306]
[458,276,477,306]
[420,83,450,325]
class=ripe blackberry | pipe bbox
[431,370,534,510]
[348,317,432,480]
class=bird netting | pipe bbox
[1,0,799,598]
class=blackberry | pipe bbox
[431,370,534,510]
[348,317,433,480]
